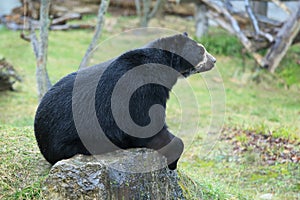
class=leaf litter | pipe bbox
[220,127,300,165]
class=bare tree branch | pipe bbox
[79,0,110,69]
[36,0,52,100]
[138,0,163,27]
[135,0,142,18]
[30,21,39,59]
[207,11,235,34]
[264,2,300,73]
[199,0,299,72]
[50,24,94,31]
[245,0,274,42]
[223,0,234,13]
[149,0,163,19]
[51,13,82,25]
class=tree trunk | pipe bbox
[36,0,52,101]
[195,2,208,39]
[43,149,185,199]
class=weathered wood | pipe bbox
[43,149,185,200]
[198,0,300,72]
[264,2,300,73]
[245,0,274,42]
[51,13,82,25]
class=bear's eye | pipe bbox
[198,46,205,55]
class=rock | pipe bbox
[43,148,185,200]
[0,57,21,91]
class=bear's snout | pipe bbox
[207,53,216,64]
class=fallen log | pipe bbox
[199,0,300,73]
[51,13,82,25]
[264,3,300,72]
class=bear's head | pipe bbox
[144,32,216,77]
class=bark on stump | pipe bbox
[43,148,185,200]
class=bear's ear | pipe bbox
[183,32,188,37]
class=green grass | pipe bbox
[1,15,300,199]
[0,125,50,199]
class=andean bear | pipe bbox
[34,33,216,170]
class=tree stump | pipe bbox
[43,148,185,200]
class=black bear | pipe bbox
[34,33,216,170]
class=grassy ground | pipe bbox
[0,15,299,199]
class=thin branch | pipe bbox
[245,0,260,34]
[79,0,110,69]
[51,13,82,25]
[20,32,30,42]
[20,2,39,61]
[271,0,291,15]
[50,24,94,31]
[149,0,163,19]
[140,0,151,27]
[135,0,141,17]
[30,20,39,59]
[245,0,274,42]
[207,11,235,34]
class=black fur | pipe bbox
[35,47,204,170]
